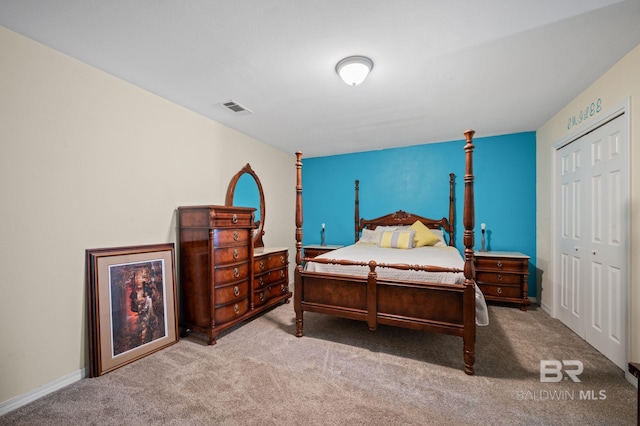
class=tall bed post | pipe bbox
[294,152,304,337]
[295,152,303,268]
[462,129,476,375]
[449,172,455,246]
[354,179,360,243]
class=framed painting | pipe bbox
[86,243,178,377]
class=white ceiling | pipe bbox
[1,1,640,157]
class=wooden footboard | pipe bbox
[294,262,476,374]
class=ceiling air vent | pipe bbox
[221,100,253,115]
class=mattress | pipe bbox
[305,244,489,326]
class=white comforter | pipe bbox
[305,244,489,326]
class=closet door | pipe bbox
[557,139,586,336]
[556,113,628,369]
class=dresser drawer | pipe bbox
[255,268,287,288]
[214,245,250,265]
[214,261,250,286]
[211,210,255,228]
[214,228,251,246]
[214,298,249,324]
[475,257,527,273]
[214,280,249,305]
[478,283,521,299]
[253,282,289,307]
[255,252,287,272]
[476,271,522,285]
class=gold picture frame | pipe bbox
[86,243,178,377]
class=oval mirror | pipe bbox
[225,164,265,247]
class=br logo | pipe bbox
[540,360,583,383]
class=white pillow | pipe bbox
[357,228,381,245]
[375,225,399,232]
[431,229,447,247]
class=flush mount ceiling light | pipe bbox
[335,56,374,86]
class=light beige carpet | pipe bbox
[1,303,637,425]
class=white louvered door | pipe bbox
[556,113,628,369]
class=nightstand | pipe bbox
[303,244,344,258]
[474,251,530,310]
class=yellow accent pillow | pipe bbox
[410,220,440,247]
[379,230,415,249]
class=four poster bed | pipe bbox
[293,129,484,375]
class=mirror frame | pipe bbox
[225,163,265,248]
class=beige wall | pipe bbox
[537,44,640,365]
[0,26,295,404]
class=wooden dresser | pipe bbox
[177,205,291,344]
[474,251,530,310]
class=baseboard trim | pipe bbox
[0,367,88,416]
[626,371,638,388]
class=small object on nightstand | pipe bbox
[480,223,486,252]
[321,223,326,246]
[474,251,530,310]
[303,244,343,259]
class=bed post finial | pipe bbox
[295,152,303,267]
[355,179,360,243]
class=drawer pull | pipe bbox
[281,284,286,293]
[497,274,503,281]
[232,213,238,224]
[233,249,239,259]
[280,270,285,278]
[259,292,264,302]
[259,260,265,270]
[497,287,503,294]
[280,255,285,264]
[234,267,239,278]
[233,231,239,241]
[233,285,239,297]
[496,261,503,268]
[233,304,239,315]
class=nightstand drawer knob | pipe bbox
[233,285,240,297]
[233,304,239,315]
[496,261,503,268]
[233,249,239,259]
[234,267,239,278]
[497,274,503,281]
[233,231,239,241]
[232,214,238,224]
[497,287,503,294]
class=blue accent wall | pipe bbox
[302,132,537,296]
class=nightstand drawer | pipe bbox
[303,245,344,258]
[478,283,521,299]
[476,271,522,285]
[475,257,527,273]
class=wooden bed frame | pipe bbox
[294,129,478,374]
